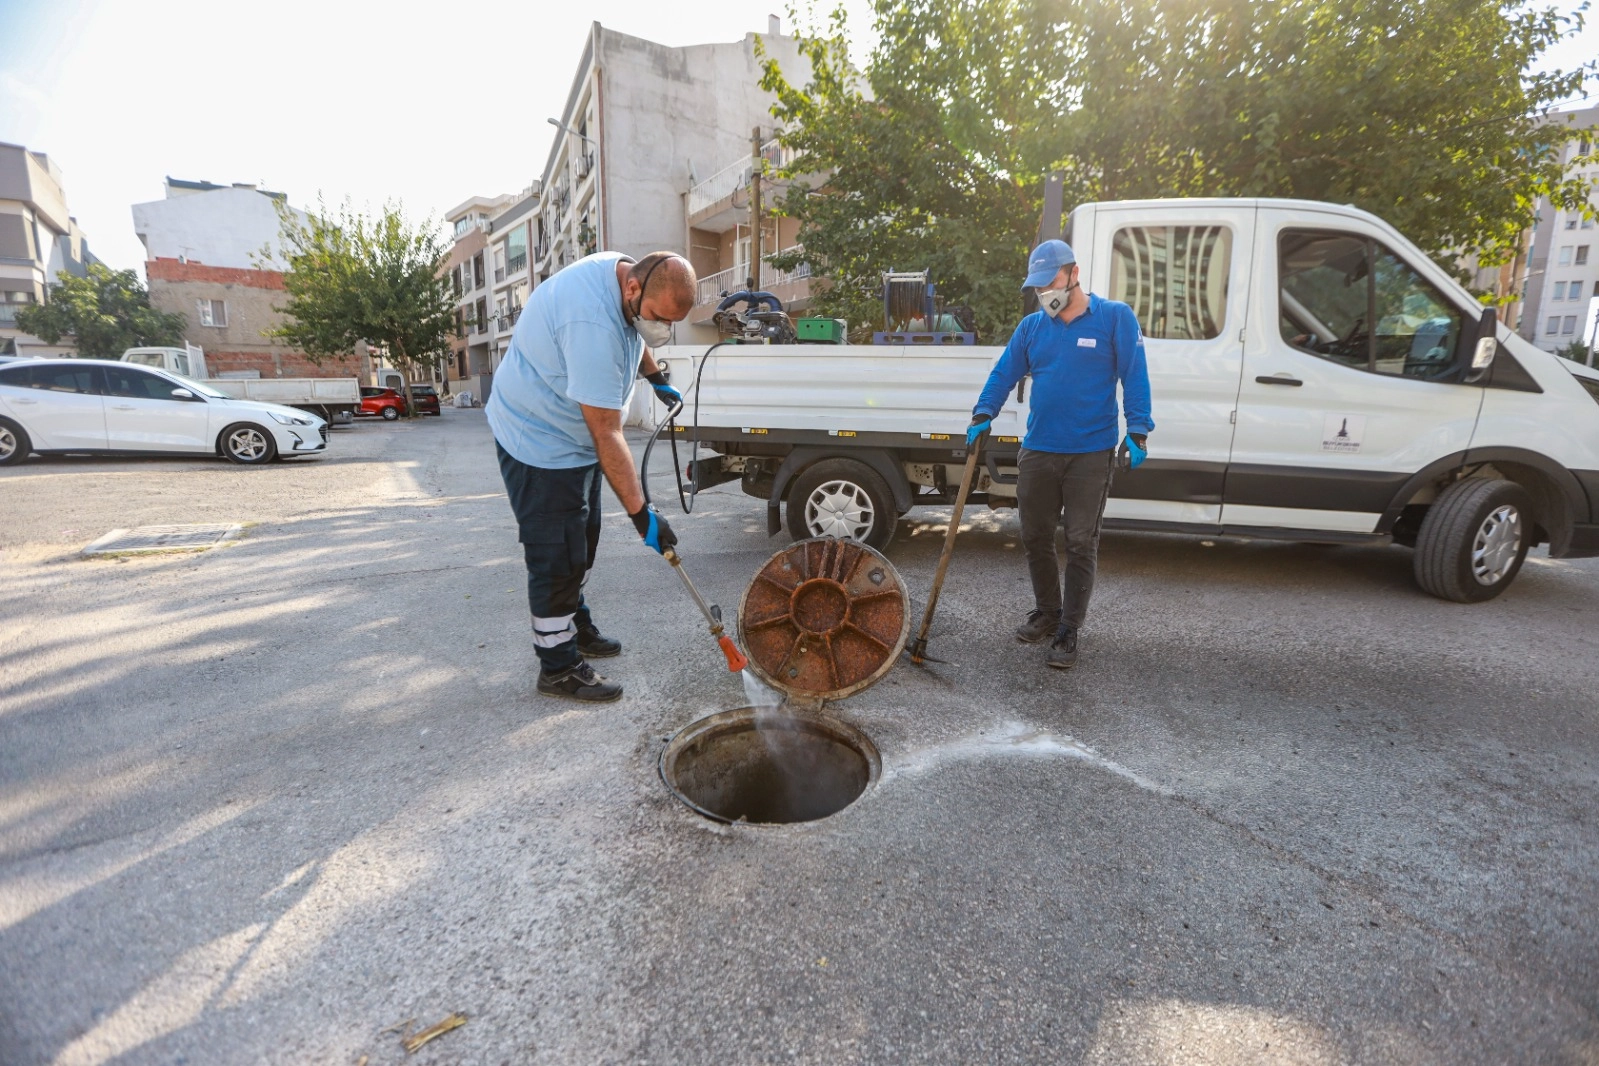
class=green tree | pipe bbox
[763,0,1594,343]
[270,200,455,408]
[14,263,188,358]
[1553,338,1596,362]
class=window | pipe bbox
[1564,316,1578,335]
[1577,246,1590,266]
[507,227,527,273]
[21,364,98,393]
[1110,225,1231,339]
[472,253,485,289]
[1559,246,1574,266]
[104,366,186,401]
[1277,229,1463,379]
[196,298,227,327]
[1567,219,1579,230]
[1574,281,1588,300]
[1548,316,1562,334]
[1584,216,1595,230]
[1554,284,1566,301]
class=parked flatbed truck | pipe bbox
[657,196,1599,603]
[121,345,360,424]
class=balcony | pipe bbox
[507,253,527,274]
[694,246,810,306]
[686,140,797,231]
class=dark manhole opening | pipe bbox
[661,707,880,825]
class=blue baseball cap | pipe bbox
[1022,239,1075,290]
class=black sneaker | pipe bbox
[1046,625,1079,670]
[576,623,621,658]
[1015,609,1061,644]
[537,661,623,701]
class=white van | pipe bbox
[659,198,1599,603]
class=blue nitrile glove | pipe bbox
[966,414,993,447]
[1118,433,1148,470]
[645,370,682,408]
[629,504,678,555]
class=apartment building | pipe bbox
[534,20,810,343]
[443,193,515,399]
[1517,104,1599,356]
[0,142,96,357]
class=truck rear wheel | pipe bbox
[786,458,896,549]
[1413,478,1530,603]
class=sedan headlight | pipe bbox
[269,411,315,426]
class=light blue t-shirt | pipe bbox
[487,251,644,469]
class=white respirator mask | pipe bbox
[635,317,673,348]
[1038,279,1078,319]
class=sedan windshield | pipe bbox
[162,372,231,399]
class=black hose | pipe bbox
[639,341,729,513]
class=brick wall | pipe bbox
[146,257,365,379]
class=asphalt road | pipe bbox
[1,409,1595,1065]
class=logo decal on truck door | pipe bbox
[1321,414,1366,453]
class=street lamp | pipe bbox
[547,118,595,146]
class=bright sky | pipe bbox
[1,0,1592,277]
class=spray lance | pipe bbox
[640,375,749,673]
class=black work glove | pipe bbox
[630,505,678,555]
[644,369,682,408]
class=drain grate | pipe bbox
[82,523,243,556]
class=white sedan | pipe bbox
[0,358,327,466]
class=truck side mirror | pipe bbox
[1465,306,1497,383]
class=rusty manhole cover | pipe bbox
[82,523,243,556]
[737,538,909,702]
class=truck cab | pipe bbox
[121,343,208,380]
[659,197,1599,602]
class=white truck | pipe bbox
[120,344,360,424]
[658,197,1599,603]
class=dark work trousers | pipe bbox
[497,443,603,674]
[1016,447,1115,630]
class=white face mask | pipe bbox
[1038,277,1078,319]
[635,317,672,348]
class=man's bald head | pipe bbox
[623,252,697,323]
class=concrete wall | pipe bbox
[145,258,361,378]
[133,186,308,270]
[596,28,808,263]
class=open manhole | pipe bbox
[82,523,243,556]
[660,707,880,825]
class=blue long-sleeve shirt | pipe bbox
[974,293,1154,454]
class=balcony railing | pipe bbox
[686,139,793,217]
[507,253,527,274]
[694,247,809,305]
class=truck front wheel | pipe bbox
[1412,478,1531,603]
[786,458,896,549]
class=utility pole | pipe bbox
[749,126,763,292]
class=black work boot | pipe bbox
[1015,609,1061,644]
[537,660,623,702]
[1046,624,1079,670]
[576,623,621,658]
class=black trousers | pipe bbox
[497,443,602,673]
[1016,447,1115,630]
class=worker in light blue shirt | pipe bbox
[968,239,1154,670]
[486,251,696,702]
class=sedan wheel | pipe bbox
[221,423,277,465]
[381,406,400,421]
[0,418,29,466]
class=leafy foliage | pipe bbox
[14,264,187,358]
[763,0,1594,343]
[1553,338,1596,362]
[271,200,456,393]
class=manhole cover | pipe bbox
[738,538,909,702]
[660,707,880,824]
[82,523,243,556]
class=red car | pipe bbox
[408,384,442,416]
[358,387,404,420]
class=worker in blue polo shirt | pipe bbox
[968,239,1153,669]
[487,251,696,702]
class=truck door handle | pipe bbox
[111,403,137,409]
[1255,374,1303,387]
